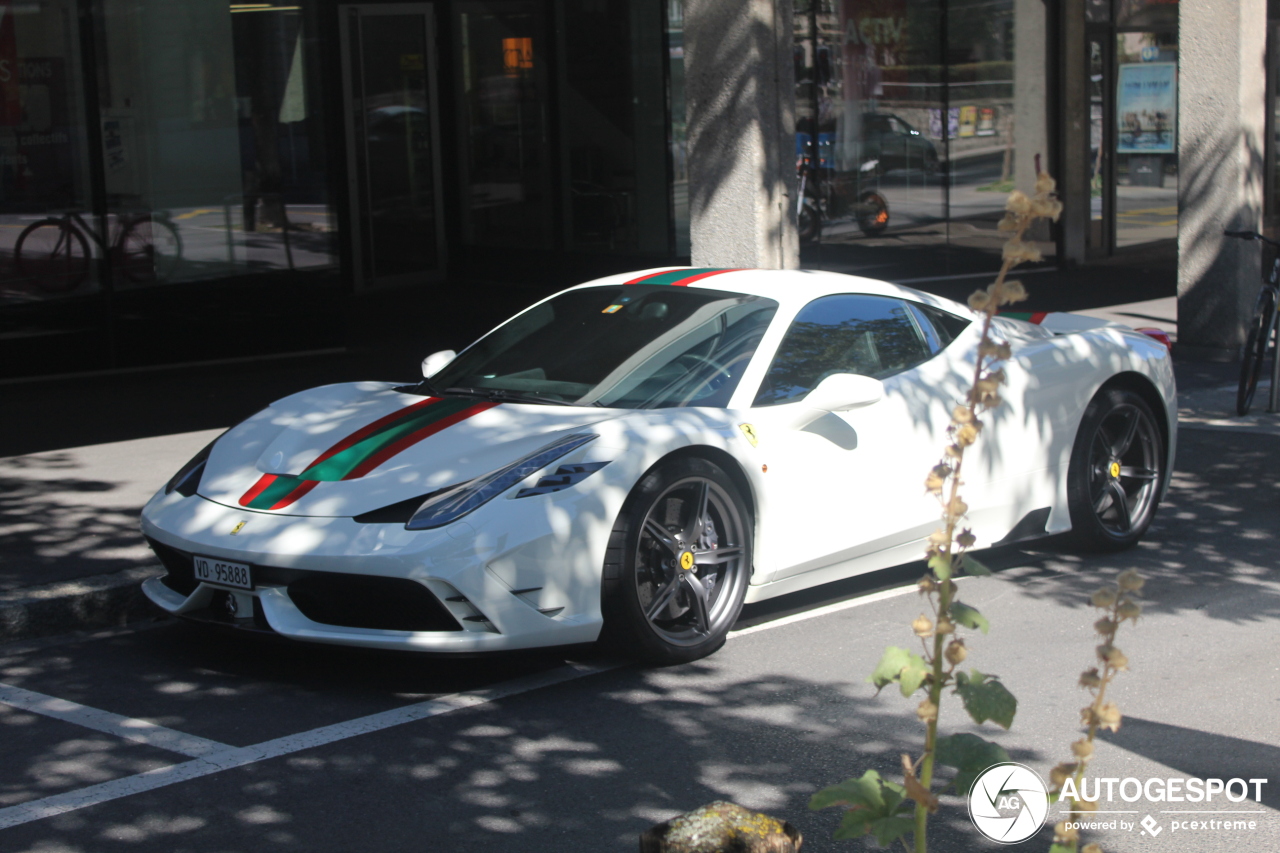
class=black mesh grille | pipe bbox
[287,574,462,632]
[147,537,198,596]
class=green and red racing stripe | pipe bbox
[238,397,497,511]
[999,311,1049,324]
[623,268,741,287]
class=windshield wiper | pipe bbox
[443,386,579,406]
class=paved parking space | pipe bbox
[0,430,1277,852]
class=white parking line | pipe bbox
[0,661,619,830]
[0,683,228,758]
[0,578,932,831]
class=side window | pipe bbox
[910,303,972,348]
[753,294,932,406]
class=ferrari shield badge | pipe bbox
[738,423,759,447]
[230,521,247,535]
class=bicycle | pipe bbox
[13,208,182,294]
[1226,228,1280,415]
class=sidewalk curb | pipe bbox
[0,565,162,642]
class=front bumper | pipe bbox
[140,492,604,653]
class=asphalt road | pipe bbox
[0,426,1276,853]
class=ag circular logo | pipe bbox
[968,763,1050,844]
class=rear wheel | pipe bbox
[856,192,889,236]
[1237,288,1276,416]
[1066,388,1164,551]
[601,456,751,665]
[14,219,90,294]
[798,198,822,244]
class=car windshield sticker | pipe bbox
[602,304,623,314]
[238,397,498,511]
[623,268,741,287]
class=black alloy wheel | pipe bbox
[1066,387,1165,551]
[601,456,751,664]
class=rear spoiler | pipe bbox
[1000,311,1172,352]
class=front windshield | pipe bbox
[429,285,779,408]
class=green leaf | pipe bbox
[898,652,931,697]
[928,553,953,582]
[868,816,917,848]
[953,669,1018,729]
[831,807,877,840]
[950,601,990,634]
[810,769,891,813]
[868,646,912,692]
[1048,844,1077,853]
[814,770,914,843]
[935,733,1011,794]
[960,553,993,576]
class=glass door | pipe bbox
[340,3,445,289]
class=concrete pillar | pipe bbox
[1014,0,1050,240]
[1177,0,1267,359]
[684,0,798,269]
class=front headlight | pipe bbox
[406,432,598,530]
[164,438,219,497]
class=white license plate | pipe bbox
[193,555,254,590]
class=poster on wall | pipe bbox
[1116,62,1176,153]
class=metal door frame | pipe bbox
[339,3,446,290]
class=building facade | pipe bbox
[0,0,1272,379]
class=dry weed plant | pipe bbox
[1046,569,1145,853]
[810,172,1063,853]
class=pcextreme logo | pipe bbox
[968,763,1050,844]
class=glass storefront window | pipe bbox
[668,0,688,256]
[556,0,669,255]
[1114,30,1177,249]
[1,0,96,301]
[456,2,551,250]
[94,0,337,287]
[797,0,1049,279]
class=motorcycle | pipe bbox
[796,145,890,243]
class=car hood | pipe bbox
[196,382,618,517]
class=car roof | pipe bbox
[568,267,973,318]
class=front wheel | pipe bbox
[1237,288,1276,416]
[120,216,183,283]
[601,456,752,665]
[1066,388,1165,551]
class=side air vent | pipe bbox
[514,462,609,498]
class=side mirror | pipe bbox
[421,349,456,378]
[804,373,884,412]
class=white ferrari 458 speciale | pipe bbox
[141,268,1175,663]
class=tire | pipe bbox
[856,191,890,236]
[120,216,183,283]
[15,219,90,294]
[1237,288,1276,416]
[1066,387,1165,551]
[798,199,822,244]
[601,456,752,665]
